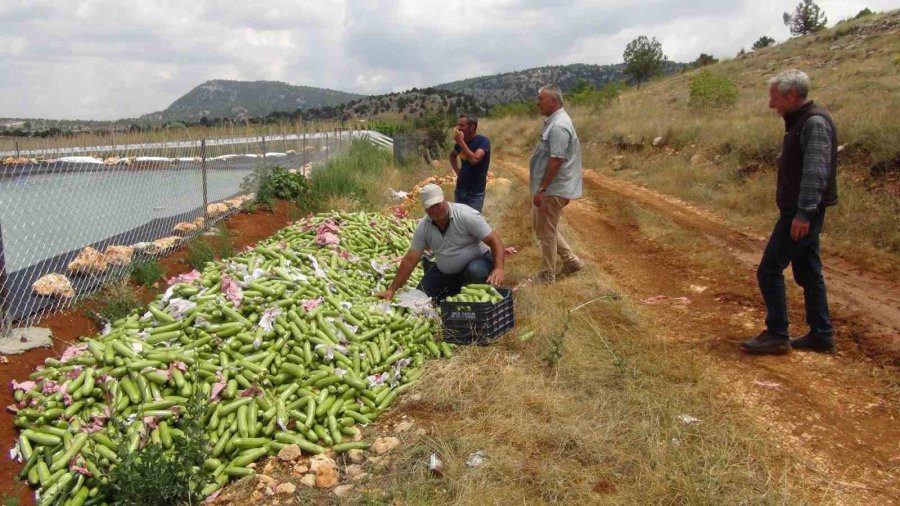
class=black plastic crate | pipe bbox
[439,287,514,345]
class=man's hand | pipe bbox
[375,289,395,300]
[453,128,465,146]
[790,217,810,241]
[532,192,545,208]
[487,268,504,287]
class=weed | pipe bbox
[104,383,212,505]
[689,70,738,109]
[82,280,142,325]
[215,224,234,259]
[185,239,215,270]
[130,257,165,287]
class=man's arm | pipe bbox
[376,249,423,300]
[791,116,833,240]
[533,157,564,207]
[449,148,460,176]
[481,231,505,286]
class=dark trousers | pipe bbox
[417,253,493,300]
[454,189,485,213]
[757,209,833,338]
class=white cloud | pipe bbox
[0,0,894,119]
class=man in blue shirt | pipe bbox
[449,113,491,212]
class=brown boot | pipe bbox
[559,259,585,277]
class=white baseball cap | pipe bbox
[419,183,445,208]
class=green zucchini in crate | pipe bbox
[440,286,514,345]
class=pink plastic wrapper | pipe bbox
[221,275,243,307]
[60,344,89,363]
[301,298,323,312]
[167,269,201,286]
[315,231,340,246]
[210,371,227,401]
[10,380,36,392]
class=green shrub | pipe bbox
[83,281,142,325]
[568,82,627,110]
[689,70,739,110]
[105,389,212,505]
[242,165,311,209]
[185,239,215,270]
[215,225,235,259]
[130,258,165,286]
[489,100,538,118]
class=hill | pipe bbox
[139,80,364,123]
[274,87,490,122]
[434,62,683,105]
[484,9,900,275]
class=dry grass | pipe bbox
[482,10,900,276]
[341,166,803,506]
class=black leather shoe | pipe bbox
[790,333,835,353]
[741,330,790,354]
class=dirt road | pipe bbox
[496,155,899,505]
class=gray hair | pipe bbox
[459,113,478,126]
[538,84,564,106]
[768,69,811,99]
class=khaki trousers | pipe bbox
[532,195,579,279]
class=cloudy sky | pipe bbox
[1,0,894,120]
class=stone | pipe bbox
[275,482,297,495]
[351,472,370,482]
[250,490,264,502]
[690,153,704,165]
[292,464,309,476]
[608,155,626,171]
[300,474,317,488]
[67,247,109,275]
[309,454,336,473]
[172,222,198,235]
[395,419,414,433]
[316,466,339,489]
[278,444,302,462]
[262,460,276,475]
[352,430,364,442]
[346,464,365,478]
[32,274,74,299]
[256,474,277,489]
[347,449,365,463]
[333,484,353,497]
[103,245,134,266]
[652,136,665,147]
[372,437,400,455]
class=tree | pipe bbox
[752,36,776,50]
[783,0,827,36]
[693,53,718,67]
[623,36,667,89]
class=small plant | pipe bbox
[130,257,165,286]
[185,239,215,270]
[105,384,213,505]
[752,35,776,50]
[242,165,311,210]
[216,225,234,259]
[689,70,738,110]
[83,280,142,325]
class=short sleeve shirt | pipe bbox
[410,203,492,274]
[529,108,583,199]
[453,134,491,193]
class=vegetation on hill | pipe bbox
[483,9,900,274]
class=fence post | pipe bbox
[15,142,19,159]
[0,220,11,336]
[261,135,267,170]
[201,139,209,227]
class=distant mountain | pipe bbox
[139,80,364,123]
[434,62,683,105]
[282,87,490,122]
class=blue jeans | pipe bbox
[454,189,485,213]
[417,253,493,300]
[757,209,832,338]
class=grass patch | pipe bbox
[307,140,434,212]
[82,280,143,325]
[185,239,215,270]
[130,257,165,287]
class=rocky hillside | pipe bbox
[282,88,489,122]
[140,80,363,123]
[434,62,683,105]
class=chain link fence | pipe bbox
[0,124,393,332]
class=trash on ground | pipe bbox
[466,451,486,468]
[679,414,701,425]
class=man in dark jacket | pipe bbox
[742,69,838,355]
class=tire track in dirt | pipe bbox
[496,156,899,505]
